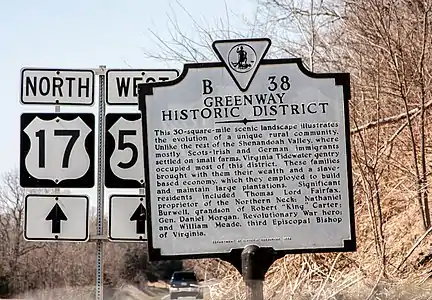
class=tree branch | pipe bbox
[351,99,432,134]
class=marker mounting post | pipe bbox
[240,245,277,300]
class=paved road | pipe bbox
[159,279,221,300]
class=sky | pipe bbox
[0,0,259,210]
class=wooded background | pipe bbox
[0,169,185,297]
[142,0,432,297]
[3,0,432,298]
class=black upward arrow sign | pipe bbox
[45,203,68,234]
[130,203,146,234]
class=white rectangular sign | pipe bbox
[109,195,147,241]
[24,194,89,242]
[20,68,95,105]
[106,69,178,105]
[138,39,354,258]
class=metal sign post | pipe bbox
[241,246,276,300]
[95,65,106,300]
[19,65,180,300]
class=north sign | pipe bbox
[20,68,95,105]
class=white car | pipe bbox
[169,271,203,299]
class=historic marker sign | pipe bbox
[138,38,355,260]
[20,113,95,188]
[20,68,95,105]
[108,195,147,241]
[105,113,145,188]
[24,194,89,242]
[106,69,179,105]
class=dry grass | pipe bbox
[9,284,167,300]
[201,268,432,300]
[11,285,97,300]
[191,195,432,299]
[111,284,155,300]
[193,174,432,300]
[146,281,169,289]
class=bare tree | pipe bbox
[141,0,270,63]
[136,0,432,295]
[0,169,48,292]
[344,0,432,231]
[253,0,347,71]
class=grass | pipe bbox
[202,274,432,300]
[10,283,168,300]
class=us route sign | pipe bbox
[24,194,89,242]
[106,69,178,105]
[20,113,95,188]
[138,38,355,261]
[105,113,144,188]
[20,68,95,105]
[108,195,147,241]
